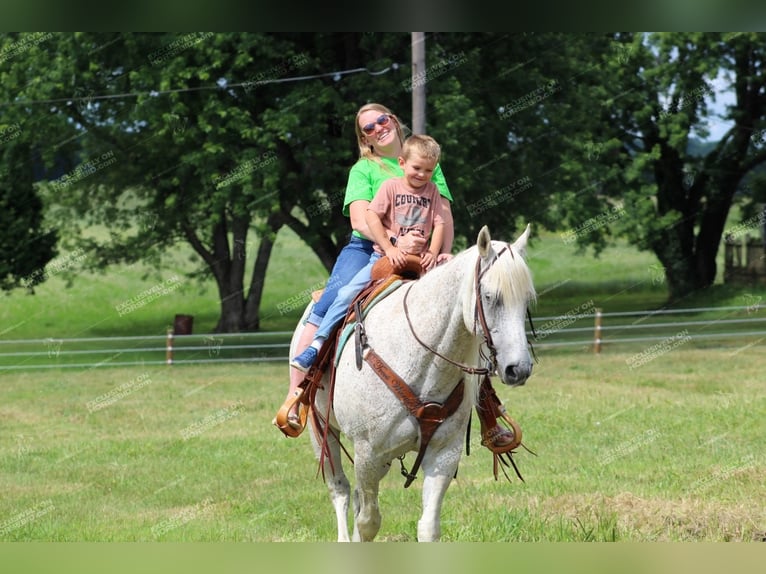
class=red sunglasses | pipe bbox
[361,114,392,135]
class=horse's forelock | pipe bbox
[457,241,535,330]
[481,241,536,308]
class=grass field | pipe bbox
[1,350,764,542]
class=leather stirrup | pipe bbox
[273,388,309,438]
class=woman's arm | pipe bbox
[352,197,427,253]
[365,209,407,267]
[348,199,372,238]
[438,196,454,254]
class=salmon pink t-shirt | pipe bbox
[368,177,445,256]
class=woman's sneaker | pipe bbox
[290,347,318,373]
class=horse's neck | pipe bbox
[404,259,477,363]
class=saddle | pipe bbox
[370,253,424,282]
[272,255,423,439]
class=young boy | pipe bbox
[290,134,451,372]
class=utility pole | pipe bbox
[411,32,426,134]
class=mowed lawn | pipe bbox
[1,348,764,542]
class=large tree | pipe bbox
[556,32,766,299]
[10,32,765,327]
[0,33,61,291]
[17,32,384,331]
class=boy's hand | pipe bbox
[436,253,454,265]
[421,251,437,271]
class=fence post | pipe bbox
[593,308,602,354]
[166,329,174,365]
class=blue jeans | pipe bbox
[307,235,375,326]
[315,252,381,340]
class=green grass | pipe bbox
[1,225,328,340]
[3,224,765,370]
[1,352,763,542]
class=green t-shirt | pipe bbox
[343,157,451,238]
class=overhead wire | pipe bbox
[1,63,400,108]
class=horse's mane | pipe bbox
[456,240,536,317]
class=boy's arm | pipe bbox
[365,208,407,266]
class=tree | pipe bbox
[556,32,766,299]
[12,32,760,322]
[10,32,417,331]
[0,33,61,291]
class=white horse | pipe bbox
[289,225,536,542]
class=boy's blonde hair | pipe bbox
[401,134,441,163]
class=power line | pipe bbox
[2,63,400,107]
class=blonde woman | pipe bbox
[278,104,517,456]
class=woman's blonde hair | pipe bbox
[354,103,408,164]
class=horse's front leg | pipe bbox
[418,443,463,542]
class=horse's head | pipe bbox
[464,225,536,386]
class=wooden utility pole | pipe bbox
[411,32,426,134]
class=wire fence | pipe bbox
[1,304,765,371]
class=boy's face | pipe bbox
[398,153,437,189]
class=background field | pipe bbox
[1,353,764,542]
[2,224,765,542]
[1,223,758,340]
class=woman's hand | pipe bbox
[384,246,408,268]
[397,230,426,254]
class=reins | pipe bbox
[402,281,492,376]
[403,246,513,376]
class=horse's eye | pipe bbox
[483,293,499,307]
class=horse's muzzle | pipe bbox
[502,361,532,386]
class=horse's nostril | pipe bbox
[505,362,531,383]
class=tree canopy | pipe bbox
[3,32,766,329]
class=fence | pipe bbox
[0,331,293,371]
[1,305,765,371]
[531,303,766,352]
[724,234,766,285]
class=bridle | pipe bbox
[403,245,537,374]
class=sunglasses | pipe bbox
[361,114,392,135]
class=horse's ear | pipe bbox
[511,223,531,258]
[477,225,492,258]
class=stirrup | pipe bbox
[273,389,309,438]
[481,415,522,455]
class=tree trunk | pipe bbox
[244,212,283,330]
[651,141,702,301]
[212,214,247,333]
[281,210,340,273]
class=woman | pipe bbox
[276,103,515,454]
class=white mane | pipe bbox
[459,240,536,325]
